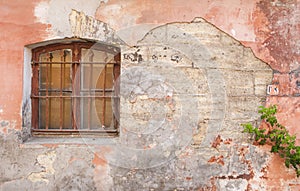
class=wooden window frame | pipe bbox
[31,41,120,137]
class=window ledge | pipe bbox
[20,136,118,148]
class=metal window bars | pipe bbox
[31,44,120,137]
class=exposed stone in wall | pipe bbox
[8,1,300,189]
[100,18,273,190]
[109,143,269,190]
[131,17,272,143]
[2,0,300,190]
[1,12,275,190]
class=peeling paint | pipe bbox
[34,0,101,37]
[69,10,124,44]
[1,0,300,190]
[27,151,56,184]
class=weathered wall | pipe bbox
[1,0,300,190]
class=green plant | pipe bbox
[242,105,300,177]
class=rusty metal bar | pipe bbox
[102,65,107,128]
[31,95,117,98]
[32,61,116,65]
[81,62,116,65]
[59,51,63,130]
[88,64,91,130]
[31,43,120,135]
[31,129,118,137]
[72,46,80,130]
[63,51,67,129]
[49,53,53,129]
[72,63,77,129]
[113,53,121,130]
[71,89,113,92]
[59,50,67,130]
[31,54,39,129]
[87,51,94,130]
[31,129,117,133]
[39,89,113,92]
[45,53,51,130]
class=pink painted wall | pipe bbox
[1,0,300,189]
[0,0,48,132]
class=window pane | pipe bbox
[39,49,72,91]
[39,92,72,129]
[81,49,115,90]
[96,64,114,89]
[62,96,72,129]
[39,98,46,129]
[48,96,61,129]
[81,48,114,62]
[81,64,105,90]
[33,42,119,134]
[80,96,114,129]
[80,48,116,130]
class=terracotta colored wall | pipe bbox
[1,0,300,190]
[0,0,48,133]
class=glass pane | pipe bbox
[95,97,113,128]
[39,92,72,129]
[80,96,114,129]
[39,49,72,91]
[81,64,105,90]
[39,98,46,129]
[80,48,116,130]
[96,64,114,89]
[38,49,72,129]
[48,95,60,129]
[81,48,114,62]
[39,57,47,90]
[62,96,72,129]
[81,49,115,90]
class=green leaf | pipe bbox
[271,146,278,153]
[242,105,300,177]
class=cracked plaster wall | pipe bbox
[0,0,300,190]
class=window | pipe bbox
[31,40,120,137]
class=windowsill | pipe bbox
[20,136,118,148]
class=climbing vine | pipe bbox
[242,105,300,177]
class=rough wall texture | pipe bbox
[1,0,300,190]
[111,18,273,190]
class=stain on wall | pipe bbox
[1,0,300,190]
